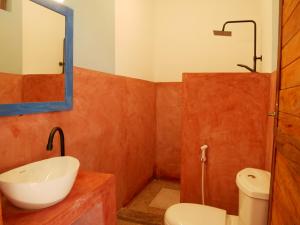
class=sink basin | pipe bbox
[0,156,80,210]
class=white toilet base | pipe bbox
[164,214,239,225]
[226,215,239,225]
[164,203,240,225]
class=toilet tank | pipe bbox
[236,168,271,225]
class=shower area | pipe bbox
[181,73,272,214]
[117,0,278,224]
[118,74,273,225]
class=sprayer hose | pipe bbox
[201,162,205,205]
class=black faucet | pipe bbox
[46,127,65,156]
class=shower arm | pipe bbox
[221,20,262,72]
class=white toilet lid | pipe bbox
[164,203,227,225]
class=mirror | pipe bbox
[0,0,73,116]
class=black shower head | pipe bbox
[213,30,232,36]
[213,20,262,72]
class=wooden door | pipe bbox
[270,0,300,224]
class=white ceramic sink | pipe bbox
[0,156,80,210]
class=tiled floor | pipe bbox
[117,179,180,225]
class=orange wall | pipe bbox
[155,83,182,179]
[0,73,23,104]
[0,69,274,211]
[22,74,65,102]
[181,73,271,214]
[0,67,156,208]
[0,73,64,103]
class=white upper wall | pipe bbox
[272,0,280,71]
[260,0,280,73]
[0,0,67,75]
[115,0,154,81]
[22,0,65,74]
[64,0,279,82]
[153,0,273,82]
[65,0,115,74]
[0,0,22,74]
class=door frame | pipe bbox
[267,0,283,224]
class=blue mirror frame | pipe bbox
[0,0,73,116]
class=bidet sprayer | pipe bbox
[200,145,208,162]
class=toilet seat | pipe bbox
[164,203,227,225]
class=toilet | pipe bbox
[164,168,271,225]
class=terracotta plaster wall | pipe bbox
[155,82,182,179]
[181,73,270,215]
[0,73,64,104]
[0,67,156,208]
[22,74,65,102]
[0,73,23,104]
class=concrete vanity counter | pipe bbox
[1,171,116,225]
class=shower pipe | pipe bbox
[213,20,263,72]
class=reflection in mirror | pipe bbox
[0,0,6,10]
[0,0,65,104]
